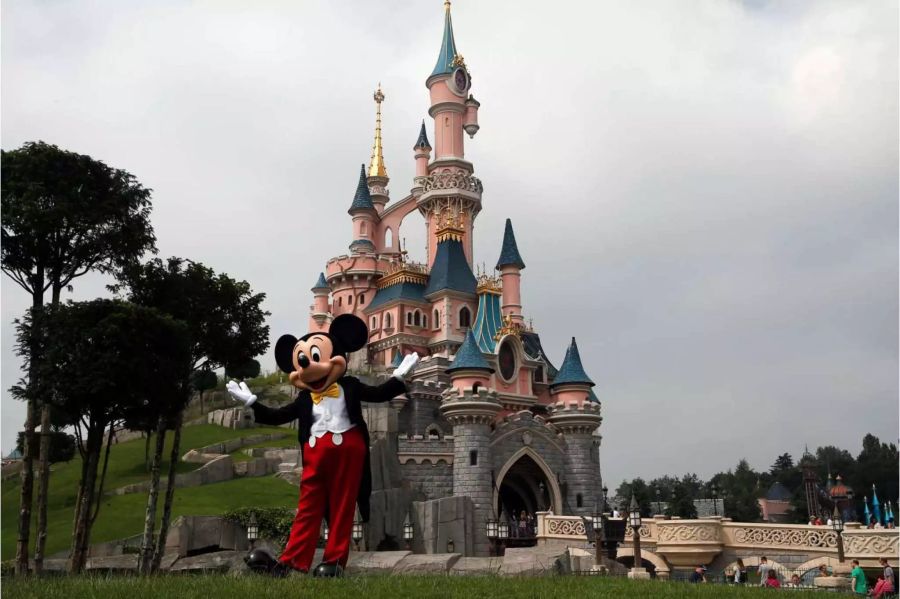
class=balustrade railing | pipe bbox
[422,172,483,194]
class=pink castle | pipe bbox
[303,2,603,556]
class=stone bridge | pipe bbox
[535,512,899,578]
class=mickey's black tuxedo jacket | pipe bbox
[249,375,406,522]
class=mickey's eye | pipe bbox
[310,346,321,362]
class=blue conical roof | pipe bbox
[391,352,404,368]
[495,219,525,270]
[311,272,328,292]
[348,164,374,212]
[447,329,493,373]
[430,4,459,78]
[550,337,594,388]
[415,120,431,149]
[425,238,477,296]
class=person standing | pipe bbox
[733,558,747,584]
[850,559,867,595]
[758,556,771,586]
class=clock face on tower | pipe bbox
[452,67,469,94]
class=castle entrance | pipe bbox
[494,450,561,547]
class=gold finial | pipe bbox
[444,0,451,11]
[368,84,388,179]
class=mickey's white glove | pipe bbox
[392,352,419,381]
[226,380,257,406]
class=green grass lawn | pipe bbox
[1,424,300,560]
[0,574,821,599]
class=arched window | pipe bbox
[384,227,393,248]
[433,309,440,329]
[469,450,478,466]
[458,306,471,329]
[371,316,378,330]
[359,294,365,305]
[338,296,343,307]
[360,221,367,236]
[385,313,393,328]
[406,312,413,325]
[576,494,583,508]
[413,311,421,327]
[422,314,428,329]
[348,295,353,305]
[426,425,441,440]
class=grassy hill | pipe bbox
[1,423,300,560]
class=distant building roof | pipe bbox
[415,120,431,149]
[447,329,493,373]
[550,337,594,388]
[521,331,559,379]
[495,219,526,270]
[368,281,428,310]
[348,164,375,212]
[766,482,793,502]
[425,238,477,296]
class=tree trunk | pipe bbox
[91,425,116,524]
[139,415,167,574]
[16,275,45,576]
[34,283,60,573]
[15,399,37,576]
[33,404,52,574]
[144,433,151,472]
[152,410,183,571]
[68,425,101,574]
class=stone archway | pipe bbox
[616,548,671,578]
[494,447,564,520]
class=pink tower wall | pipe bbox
[500,265,523,323]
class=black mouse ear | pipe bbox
[328,314,368,355]
[274,334,298,374]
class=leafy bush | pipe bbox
[223,506,294,546]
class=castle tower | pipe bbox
[309,272,331,332]
[441,348,501,556]
[547,338,603,516]
[495,218,526,326]
[412,121,432,195]
[368,85,390,214]
[348,164,378,255]
[418,1,483,269]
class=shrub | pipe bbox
[223,506,294,546]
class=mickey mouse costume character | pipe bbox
[227,314,418,577]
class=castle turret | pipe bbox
[441,372,502,556]
[447,329,494,392]
[412,121,432,195]
[547,337,602,516]
[419,1,483,268]
[348,164,377,255]
[496,219,526,326]
[368,85,390,214]
[309,272,331,332]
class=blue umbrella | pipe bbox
[863,496,872,525]
[872,485,883,525]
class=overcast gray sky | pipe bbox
[2,1,897,489]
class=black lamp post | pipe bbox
[592,501,604,566]
[247,512,259,550]
[485,517,498,556]
[655,488,662,516]
[629,494,642,571]
[403,514,415,551]
[602,485,609,514]
[711,484,719,516]
[832,505,845,563]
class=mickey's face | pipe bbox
[288,334,347,393]
[274,314,369,395]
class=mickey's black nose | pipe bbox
[298,355,310,368]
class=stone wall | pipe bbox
[560,432,601,517]
[400,461,453,500]
[413,495,475,556]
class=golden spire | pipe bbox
[444,0,451,11]
[368,83,388,179]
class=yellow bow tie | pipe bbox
[311,383,340,405]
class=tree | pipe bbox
[17,300,190,574]
[225,359,261,381]
[856,434,899,507]
[710,459,763,522]
[15,431,76,465]
[191,369,218,415]
[615,478,654,517]
[666,477,699,519]
[113,257,269,573]
[1,141,155,575]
